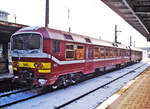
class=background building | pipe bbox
[0,10,26,73]
[0,10,9,21]
[138,47,150,58]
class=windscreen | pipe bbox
[12,33,41,50]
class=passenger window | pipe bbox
[127,51,129,56]
[100,47,105,58]
[110,48,113,57]
[120,50,122,56]
[106,48,109,57]
[53,40,60,53]
[66,44,74,59]
[123,50,125,56]
[114,49,118,57]
[89,47,93,58]
[94,47,99,58]
[77,45,84,59]
[86,47,89,59]
[118,49,120,57]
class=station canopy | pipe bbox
[0,20,26,43]
[101,0,150,41]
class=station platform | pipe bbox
[0,65,13,81]
[0,73,13,81]
[96,66,150,109]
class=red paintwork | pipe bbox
[12,27,142,86]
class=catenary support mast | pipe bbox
[45,0,49,27]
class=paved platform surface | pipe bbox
[98,66,150,109]
[0,65,13,81]
[0,73,13,81]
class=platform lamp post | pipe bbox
[115,25,121,43]
[45,0,49,27]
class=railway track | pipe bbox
[0,84,54,108]
[0,89,40,108]
[0,88,30,97]
[55,62,148,109]
[0,62,148,108]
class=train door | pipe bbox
[84,45,94,74]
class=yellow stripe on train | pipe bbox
[38,69,51,73]
[18,62,35,68]
[12,61,51,69]
[42,63,51,69]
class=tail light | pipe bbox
[39,63,43,68]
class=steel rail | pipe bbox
[0,88,30,98]
[0,90,46,108]
[0,62,148,108]
[55,62,148,109]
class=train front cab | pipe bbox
[11,28,52,86]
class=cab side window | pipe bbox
[114,49,118,57]
[100,47,105,58]
[106,48,109,57]
[94,47,99,58]
[77,45,84,59]
[89,47,93,58]
[53,40,60,54]
[66,44,74,59]
[110,48,113,57]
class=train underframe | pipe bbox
[12,59,141,90]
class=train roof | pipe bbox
[47,28,129,49]
[16,26,130,50]
[130,46,143,52]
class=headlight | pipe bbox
[16,63,19,66]
[34,63,43,68]
[34,63,39,68]
[13,62,19,67]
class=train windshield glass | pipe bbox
[12,33,41,50]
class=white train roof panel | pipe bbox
[48,32,65,40]
[130,46,142,51]
[91,38,113,47]
[72,34,86,44]
[46,27,130,49]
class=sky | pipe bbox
[0,0,149,47]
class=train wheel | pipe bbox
[61,75,72,87]
[52,85,58,89]
[53,75,72,88]
[71,72,84,83]
[116,64,121,69]
[52,72,84,89]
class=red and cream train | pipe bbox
[11,27,142,88]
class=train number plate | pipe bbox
[23,63,29,67]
